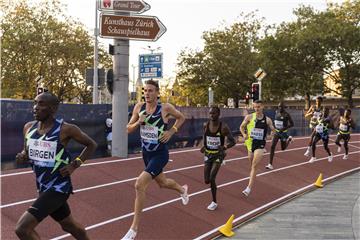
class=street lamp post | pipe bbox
[93,0,99,104]
[208,87,214,107]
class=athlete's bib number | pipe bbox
[28,139,57,167]
[274,120,284,130]
[140,125,158,144]
[250,128,264,140]
[206,136,221,149]
[315,125,324,133]
[339,124,348,132]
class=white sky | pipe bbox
[33,0,342,88]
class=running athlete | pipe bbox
[122,80,188,240]
[266,102,294,170]
[15,92,97,240]
[335,109,355,159]
[200,106,236,210]
[304,96,323,156]
[240,100,276,196]
[309,108,334,163]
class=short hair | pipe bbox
[210,104,220,113]
[42,92,60,108]
[316,96,323,102]
[254,100,262,104]
[145,80,159,91]
[345,108,351,114]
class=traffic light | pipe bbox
[245,91,251,105]
[251,83,260,101]
[37,87,48,96]
[106,69,113,94]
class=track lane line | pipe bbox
[2,141,359,209]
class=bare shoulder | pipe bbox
[24,121,36,133]
[161,102,175,111]
[62,122,81,133]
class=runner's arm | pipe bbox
[200,122,207,153]
[15,122,33,164]
[159,103,185,143]
[222,123,236,150]
[267,117,276,133]
[127,103,144,133]
[240,115,250,140]
[284,113,294,131]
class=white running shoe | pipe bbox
[337,147,342,153]
[288,136,293,144]
[328,154,333,162]
[180,184,189,205]
[304,147,311,157]
[121,229,137,240]
[265,164,274,170]
[343,154,348,160]
[242,186,251,197]
[207,201,218,211]
[309,157,316,163]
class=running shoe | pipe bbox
[265,164,274,170]
[309,157,316,163]
[304,147,311,157]
[121,229,137,240]
[181,184,189,205]
[207,201,218,211]
[242,186,251,197]
[288,136,293,144]
[328,154,333,162]
[337,147,342,153]
[343,154,348,160]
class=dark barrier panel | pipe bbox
[1,99,359,170]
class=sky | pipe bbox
[33,0,342,88]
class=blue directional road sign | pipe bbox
[139,53,163,79]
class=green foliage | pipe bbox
[176,12,262,106]
[1,0,112,103]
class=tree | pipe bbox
[176,12,263,107]
[1,0,112,103]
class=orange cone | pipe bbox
[219,214,235,237]
[314,173,323,188]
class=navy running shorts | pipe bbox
[142,147,169,178]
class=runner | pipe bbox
[15,92,97,240]
[122,80,189,240]
[309,107,334,163]
[335,109,355,159]
[266,102,294,170]
[240,100,276,196]
[304,96,323,156]
[200,106,236,210]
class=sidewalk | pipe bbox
[218,171,360,240]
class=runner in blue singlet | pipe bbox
[122,80,189,240]
[15,92,97,240]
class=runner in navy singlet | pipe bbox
[15,92,97,240]
[122,80,188,240]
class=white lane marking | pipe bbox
[4,135,354,177]
[2,141,359,209]
[193,166,360,240]
[49,151,360,240]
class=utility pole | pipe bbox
[93,0,99,104]
[112,18,129,158]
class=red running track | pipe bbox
[1,135,360,240]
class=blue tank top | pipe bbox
[25,119,73,194]
[140,103,168,152]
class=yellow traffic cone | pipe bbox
[314,173,323,188]
[219,214,235,237]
